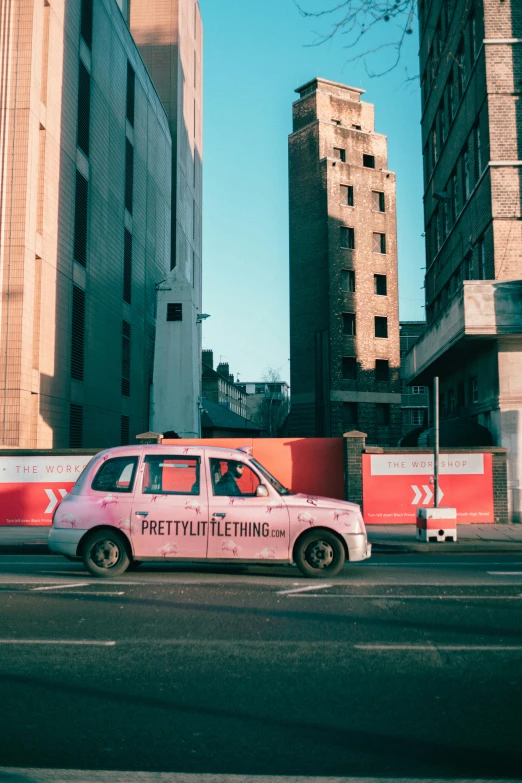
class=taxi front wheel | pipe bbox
[294,531,345,578]
[82,529,130,578]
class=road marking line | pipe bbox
[32,582,90,591]
[277,583,332,595]
[284,594,522,599]
[0,639,116,646]
[355,644,522,651]
[488,572,522,575]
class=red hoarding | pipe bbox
[362,452,494,524]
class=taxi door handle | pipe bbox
[213,513,226,519]
[135,511,149,516]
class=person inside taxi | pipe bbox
[215,461,244,496]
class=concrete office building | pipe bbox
[288,78,401,444]
[130,0,203,437]
[0,0,171,447]
[404,0,522,520]
[400,322,429,438]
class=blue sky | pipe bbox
[198,0,425,384]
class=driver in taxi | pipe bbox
[215,461,244,496]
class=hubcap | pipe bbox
[305,539,334,570]
[91,539,120,569]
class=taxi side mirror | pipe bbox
[255,484,269,498]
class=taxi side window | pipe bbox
[142,456,200,495]
[91,457,138,493]
[210,459,260,497]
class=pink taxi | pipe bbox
[48,445,371,578]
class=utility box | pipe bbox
[416,507,457,542]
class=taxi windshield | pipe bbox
[250,458,292,496]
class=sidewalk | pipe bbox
[368,524,522,553]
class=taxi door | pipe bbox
[130,450,209,560]
[206,457,290,561]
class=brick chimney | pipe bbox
[217,362,229,377]
[202,349,213,369]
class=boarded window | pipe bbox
[343,312,356,336]
[375,359,389,382]
[77,60,90,157]
[373,232,386,254]
[126,62,135,127]
[342,356,356,380]
[73,171,88,267]
[71,285,85,381]
[340,226,355,249]
[340,269,355,293]
[167,303,182,321]
[375,403,390,425]
[374,274,387,295]
[340,184,354,206]
[372,191,385,212]
[374,316,388,338]
[123,228,132,304]
[333,147,346,162]
[80,0,93,49]
[122,320,131,397]
[125,139,134,214]
[363,154,375,168]
[69,404,83,448]
[343,402,357,426]
[121,415,130,446]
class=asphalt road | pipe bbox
[1,553,522,782]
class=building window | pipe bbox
[373,233,386,254]
[474,121,482,179]
[71,285,85,381]
[167,303,182,321]
[439,393,445,417]
[342,356,357,380]
[456,38,465,97]
[333,147,346,162]
[122,320,131,397]
[343,312,356,336]
[126,62,135,127]
[123,228,132,304]
[121,415,130,446]
[448,388,455,413]
[80,0,93,49]
[340,269,355,293]
[77,60,91,157]
[340,226,355,249]
[463,144,470,201]
[372,191,385,212]
[374,316,388,338]
[403,408,425,426]
[125,139,134,214]
[374,274,387,296]
[375,359,389,382]
[469,11,477,64]
[340,184,354,206]
[457,382,465,409]
[70,404,83,448]
[343,402,357,427]
[255,384,265,394]
[375,403,390,425]
[73,171,88,267]
[470,377,478,403]
[448,73,455,122]
[477,237,486,280]
[363,154,375,169]
[412,386,425,394]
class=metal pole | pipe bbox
[434,376,439,508]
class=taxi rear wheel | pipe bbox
[294,530,345,578]
[82,529,130,578]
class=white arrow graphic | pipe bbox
[411,485,422,504]
[44,488,68,514]
[422,485,433,504]
[437,486,444,503]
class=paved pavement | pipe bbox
[368,523,522,553]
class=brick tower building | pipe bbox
[288,78,401,443]
[405,0,522,521]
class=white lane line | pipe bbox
[60,591,125,596]
[32,582,89,591]
[284,594,522,599]
[277,583,332,595]
[356,644,522,651]
[488,572,522,575]
[0,639,115,646]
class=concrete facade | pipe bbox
[287,78,401,445]
[130,0,203,437]
[408,0,522,520]
[0,0,171,447]
[400,321,429,438]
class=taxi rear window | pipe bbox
[91,456,138,493]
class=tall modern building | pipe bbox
[0,0,171,447]
[399,322,429,439]
[405,0,522,520]
[288,78,401,444]
[130,0,203,437]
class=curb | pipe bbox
[371,540,522,554]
